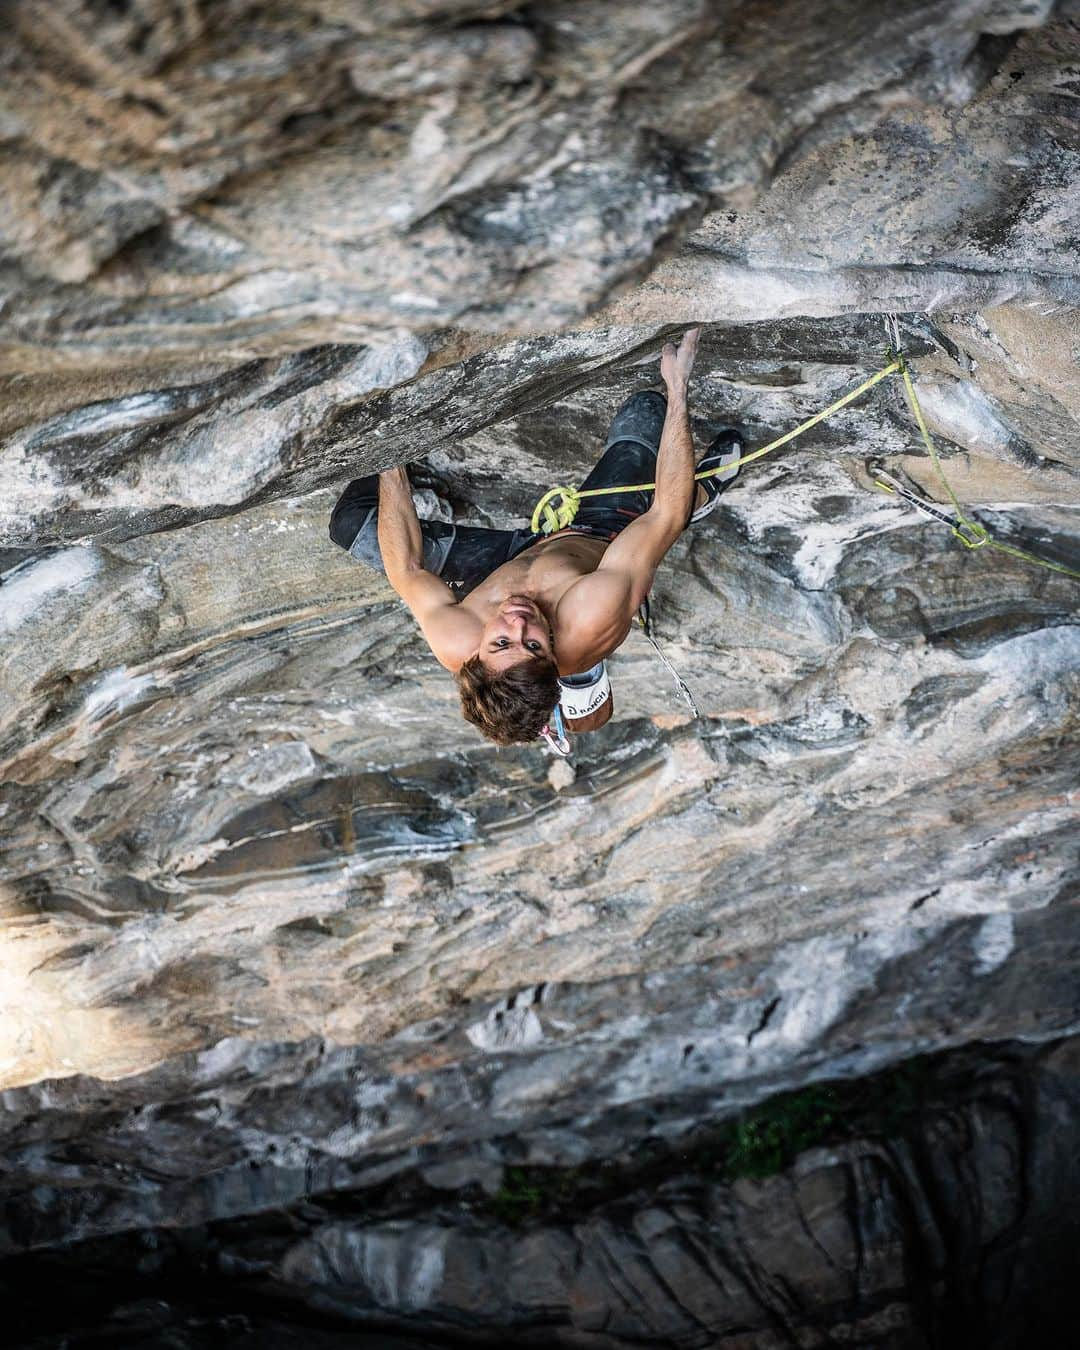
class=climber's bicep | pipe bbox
[553,569,634,668]
[393,568,482,672]
[596,509,681,611]
[555,512,681,663]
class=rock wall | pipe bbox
[3,0,1064,361]
[4,1039,1080,1348]
[1,2,1079,1346]
[3,310,1076,1090]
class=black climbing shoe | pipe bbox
[407,462,452,499]
[690,428,743,523]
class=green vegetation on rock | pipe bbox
[486,1056,933,1224]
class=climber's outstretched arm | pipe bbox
[378,468,481,671]
[377,467,425,581]
[649,328,699,529]
[553,330,700,667]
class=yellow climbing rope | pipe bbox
[891,357,1080,580]
[531,360,901,534]
[531,346,1080,583]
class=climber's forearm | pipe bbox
[649,384,696,533]
[377,468,426,583]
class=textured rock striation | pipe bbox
[1,2,1079,1346]
[3,0,1065,360]
[3,1039,1080,1348]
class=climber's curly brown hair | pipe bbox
[455,654,560,746]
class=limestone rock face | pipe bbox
[598,11,1080,326]
[3,0,1062,363]
[1,2,1079,1346]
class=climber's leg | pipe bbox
[329,475,534,596]
[567,392,744,536]
[565,390,667,541]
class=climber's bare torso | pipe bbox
[377,329,704,681]
[453,531,625,676]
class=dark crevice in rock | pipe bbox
[746,995,782,1045]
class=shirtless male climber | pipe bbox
[328,328,742,746]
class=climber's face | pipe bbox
[478,596,555,673]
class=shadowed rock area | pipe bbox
[4,1040,1080,1348]
[1,2,1079,1346]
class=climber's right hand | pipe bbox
[660,327,700,392]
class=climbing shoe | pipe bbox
[406,462,452,499]
[690,428,743,523]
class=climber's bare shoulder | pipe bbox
[402,519,670,675]
[552,572,635,671]
[553,513,673,670]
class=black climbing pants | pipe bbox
[328,390,669,596]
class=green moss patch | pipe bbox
[485,1055,935,1225]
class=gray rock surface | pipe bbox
[279,1043,1080,1348]
[1,2,1079,1345]
[3,1039,1078,1348]
[2,0,1062,362]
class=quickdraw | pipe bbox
[870,465,990,549]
